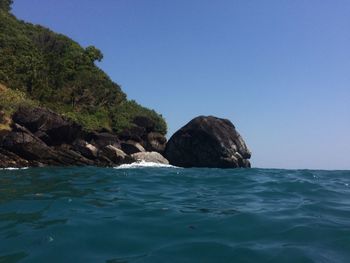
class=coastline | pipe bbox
[0,106,168,169]
[0,108,251,169]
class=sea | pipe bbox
[0,164,349,263]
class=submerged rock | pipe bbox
[164,116,251,168]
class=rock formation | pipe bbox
[12,107,82,145]
[118,116,167,154]
[164,116,251,168]
[0,108,252,169]
[0,107,169,168]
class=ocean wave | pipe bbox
[114,161,178,169]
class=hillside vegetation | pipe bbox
[0,84,37,130]
[0,0,167,133]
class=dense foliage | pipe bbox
[0,0,12,12]
[0,1,167,134]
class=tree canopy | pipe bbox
[0,1,167,134]
[0,0,13,12]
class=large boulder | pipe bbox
[12,107,82,146]
[1,124,56,161]
[131,151,169,165]
[164,116,251,168]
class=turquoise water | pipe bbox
[0,167,350,263]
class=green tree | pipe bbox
[85,46,103,63]
[0,2,167,134]
[0,0,13,12]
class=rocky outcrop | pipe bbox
[73,140,99,159]
[146,132,167,153]
[164,116,251,168]
[0,148,31,168]
[0,107,252,169]
[131,151,169,164]
[121,141,146,155]
[1,124,57,161]
[118,116,167,153]
[85,131,120,148]
[0,107,168,168]
[13,107,82,146]
[101,145,132,164]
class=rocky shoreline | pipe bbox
[0,107,251,169]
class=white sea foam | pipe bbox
[0,167,29,170]
[114,161,178,169]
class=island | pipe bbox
[0,0,251,169]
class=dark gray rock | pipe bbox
[145,132,167,153]
[118,126,145,143]
[121,140,146,155]
[1,124,56,161]
[0,124,94,167]
[73,140,98,160]
[52,145,94,166]
[101,145,132,164]
[13,107,82,146]
[0,148,31,168]
[0,108,169,168]
[164,116,251,168]
[85,131,120,148]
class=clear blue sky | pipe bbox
[13,0,350,170]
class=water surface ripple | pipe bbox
[0,167,349,262]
